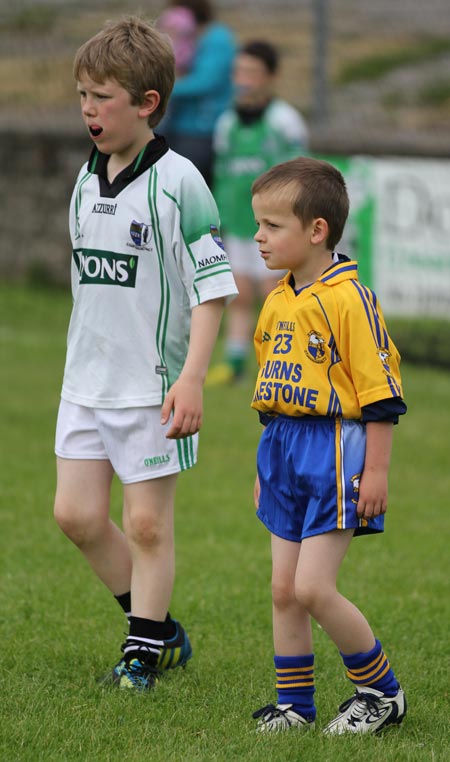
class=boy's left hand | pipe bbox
[253,474,260,509]
[356,467,388,519]
[161,375,203,439]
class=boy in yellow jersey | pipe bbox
[250,157,407,735]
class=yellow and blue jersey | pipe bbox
[252,257,403,420]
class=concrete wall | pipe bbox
[0,130,89,285]
[2,127,448,289]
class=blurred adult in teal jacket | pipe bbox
[160,0,236,186]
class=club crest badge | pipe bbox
[305,330,326,363]
[130,220,152,247]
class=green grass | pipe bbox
[1,284,449,761]
[383,80,450,111]
[418,79,450,107]
[0,4,58,33]
[336,36,450,84]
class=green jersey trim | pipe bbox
[163,189,201,303]
[163,188,180,210]
[74,171,91,240]
[194,267,233,284]
[176,434,195,470]
[163,190,213,246]
[133,146,146,173]
[148,166,170,400]
[183,223,214,247]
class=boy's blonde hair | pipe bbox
[73,16,175,127]
[252,157,349,251]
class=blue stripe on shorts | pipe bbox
[256,415,384,542]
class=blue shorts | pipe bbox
[256,416,384,542]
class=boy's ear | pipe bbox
[139,89,160,119]
[311,217,329,245]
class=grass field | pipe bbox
[0,284,449,761]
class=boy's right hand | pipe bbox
[254,474,260,509]
[161,374,203,439]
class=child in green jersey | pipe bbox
[207,40,308,385]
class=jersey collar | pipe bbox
[285,253,359,294]
[318,254,359,285]
[87,134,169,199]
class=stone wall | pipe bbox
[0,130,89,285]
[1,124,448,285]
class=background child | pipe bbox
[159,0,236,187]
[156,5,198,75]
[53,16,237,691]
[207,40,309,385]
[250,157,407,734]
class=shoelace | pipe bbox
[253,704,277,720]
[122,639,160,662]
[120,640,161,681]
[339,692,383,723]
[121,659,159,688]
[252,704,291,727]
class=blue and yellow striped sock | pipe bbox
[274,654,316,722]
[342,639,399,697]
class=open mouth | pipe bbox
[89,125,103,137]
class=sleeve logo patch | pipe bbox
[210,224,225,251]
[377,348,392,376]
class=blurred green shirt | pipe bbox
[213,98,309,239]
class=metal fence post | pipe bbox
[311,0,329,128]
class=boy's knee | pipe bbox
[54,499,104,547]
[124,509,165,550]
[295,579,331,614]
[271,576,297,610]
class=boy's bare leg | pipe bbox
[295,529,375,654]
[54,457,132,594]
[271,535,313,655]
[123,473,178,621]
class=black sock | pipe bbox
[114,591,132,621]
[124,615,167,666]
[128,614,176,640]
[164,612,177,639]
[114,594,176,639]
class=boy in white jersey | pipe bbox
[207,40,308,385]
[250,157,408,735]
[53,16,237,690]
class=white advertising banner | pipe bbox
[373,159,450,318]
[323,155,450,318]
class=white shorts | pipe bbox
[55,399,198,484]
[224,235,285,281]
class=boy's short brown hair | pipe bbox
[252,157,349,251]
[73,16,175,127]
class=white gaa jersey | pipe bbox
[62,141,238,408]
